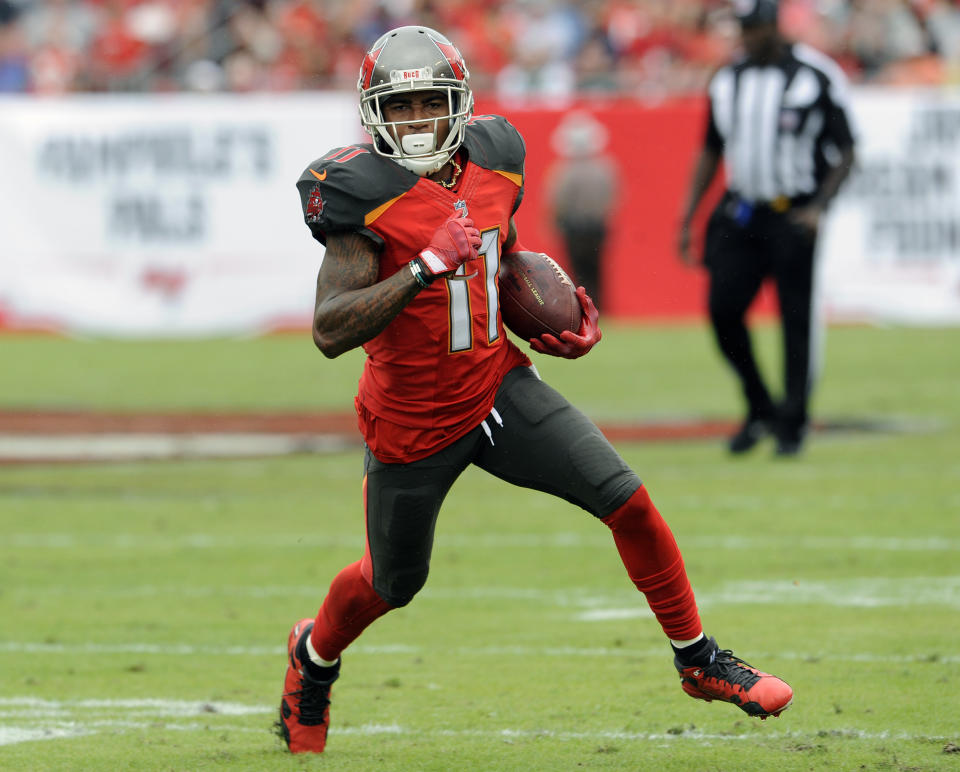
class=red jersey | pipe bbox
[296,116,532,462]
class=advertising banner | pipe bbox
[0,93,361,335]
[0,89,957,334]
[818,88,960,324]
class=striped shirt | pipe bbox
[705,43,856,203]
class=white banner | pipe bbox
[820,88,960,324]
[0,93,361,336]
[1,90,957,333]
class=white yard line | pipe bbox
[333,725,955,743]
[577,576,960,619]
[0,722,266,747]
[0,727,94,745]
[0,698,952,747]
[0,698,274,746]
[0,697,271,715]
[6,576,959,610]
[1,641,956,664]
[5,532,960,551]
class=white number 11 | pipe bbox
[447,227,501,353]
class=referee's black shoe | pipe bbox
[774,424,807,457]
[728,414,774,454]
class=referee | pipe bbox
[677,0,856,456]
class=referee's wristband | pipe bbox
[408,257,434,289]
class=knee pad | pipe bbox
[373,566,428,608]
[566,431,641,516]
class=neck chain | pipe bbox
[438,157,462,189]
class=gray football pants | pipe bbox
[362,365,642,607]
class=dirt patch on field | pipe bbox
[0,409,744,464]
[0,410,359,436]
[0,410,931,464]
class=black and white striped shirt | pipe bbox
[705,43,856,203]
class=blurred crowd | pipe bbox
[0,0,958,97]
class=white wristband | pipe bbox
[409,258,432,288]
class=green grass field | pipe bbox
[1,324,958,771]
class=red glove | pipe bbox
[414,211,481,281]
[529,286,602,359]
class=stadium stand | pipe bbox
[0,0,958,96]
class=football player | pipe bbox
[277,25,793,754]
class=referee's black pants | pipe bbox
[703,194,818,437]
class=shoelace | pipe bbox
[289,670,334,725]
[702,650,762,691]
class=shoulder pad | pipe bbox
[462,115,525,177]
[296,145,415,245]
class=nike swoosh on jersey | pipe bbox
[310,168,327,181]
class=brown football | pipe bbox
[499,251,581,340]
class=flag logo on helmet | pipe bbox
[359,44,385,91]
[434,42,467,80]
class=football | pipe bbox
[499,251,581,340]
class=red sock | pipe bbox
[309,560,393,662]
[601,486,702,641]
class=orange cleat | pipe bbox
[675,638,793,718]
[276,618,340,753]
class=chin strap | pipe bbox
[395,153,450,176]
[394,132,451,176]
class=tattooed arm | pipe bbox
[312,231,421,358]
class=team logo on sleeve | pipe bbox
[306,184,325,223]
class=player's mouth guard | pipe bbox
[480,407,504,446]
[401,132,436,154]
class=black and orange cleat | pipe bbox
[675,638,793,719]
[275,618,340,753]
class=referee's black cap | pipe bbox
[732,0,779,27]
